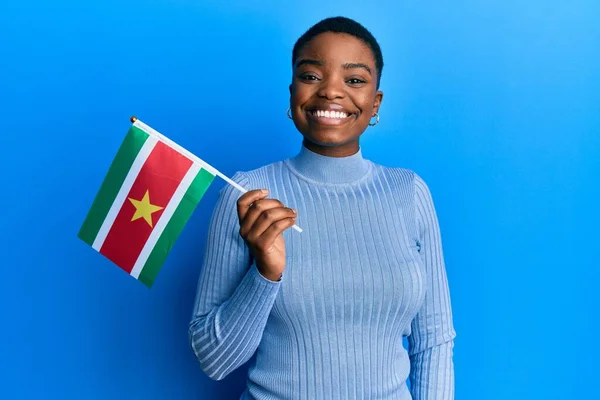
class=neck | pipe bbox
[302,138,360,158]
[285,142,371,185]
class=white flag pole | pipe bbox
[130,117,302,233]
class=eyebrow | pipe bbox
[294,59,324,68]
[294,59,372,75]
[343,62,372,75]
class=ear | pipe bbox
[373,90,384,115]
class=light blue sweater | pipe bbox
[189,145,457,399]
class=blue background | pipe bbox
[1,0,599,399]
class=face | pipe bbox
[289,32,383,156]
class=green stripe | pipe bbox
[138,168,216,287]
[78,126,149,245]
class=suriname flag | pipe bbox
[78,117,217,287]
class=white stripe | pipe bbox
[130,162,202,279]
[133,119,218,176]
[92,136,158,251]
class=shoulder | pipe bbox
[217,159,286,197]
[368,160,436,206]
[233,159,286,187]
[368,159,424,191]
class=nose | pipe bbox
[317,77,345,100]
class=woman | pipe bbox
[189,16,456,400]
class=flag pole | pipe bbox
[129,116,302,233]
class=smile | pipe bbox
[306,109,354,126]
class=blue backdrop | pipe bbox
[1,0,599,399]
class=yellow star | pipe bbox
[128,190,164,228]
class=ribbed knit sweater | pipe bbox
[189,144,457,399]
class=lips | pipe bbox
[305,105,356,126]
[309,109,350,119]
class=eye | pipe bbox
[299,73,320,81]
[347,78,366,85]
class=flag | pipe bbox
[78,117,218,287]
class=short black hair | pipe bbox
[292,16,384,88]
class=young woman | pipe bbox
[189,16,457,400]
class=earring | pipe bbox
[369,113,380,126]
[286,107,292,119]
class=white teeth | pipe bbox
[312,110,349,119]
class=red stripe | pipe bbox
[99,141,193,273]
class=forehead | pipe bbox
[296,32,375,66]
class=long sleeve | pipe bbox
[408,173,457,399]
[188,172,282,381]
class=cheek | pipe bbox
[356,93,375,115]
[291,83,313,106]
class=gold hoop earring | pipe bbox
[287,107,292,119]
[369,113,380,126]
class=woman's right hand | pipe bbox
[237,189,297,282]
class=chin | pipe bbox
[303,132,356,148]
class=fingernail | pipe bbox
[261,189,268,194]
[292,209,297,214]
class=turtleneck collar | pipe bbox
[284,144,371,185]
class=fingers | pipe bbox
[239,198,291,236]
[244,206,297,242]
[237,189,269,224]
[236,189,298,245]
[255,216,297,251]
[241,198,282,228]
